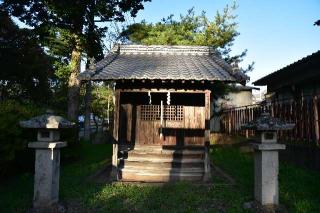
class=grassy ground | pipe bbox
[0,141,246,213]
[1,141,320,212]
[0,141,112,212]
[212,146,320,213]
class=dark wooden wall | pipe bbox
[118,91,209,146]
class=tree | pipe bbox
[91,84,114,129]
[0,9,52,103]
[3,0,150,121]
[121,4,253,75]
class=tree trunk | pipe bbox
[84,81,92,140]
[67,34,82,122]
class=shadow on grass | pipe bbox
[65,180,246,213]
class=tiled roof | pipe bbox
[80,45,239,82]
[254,50,320,86]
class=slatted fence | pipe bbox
[221,94,320,145]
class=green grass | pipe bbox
[2,140,320,212]
[0,141,247,212]
[0,141,112,212]
[212,146,320,213]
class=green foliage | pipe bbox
[53,61,72,82]
[0,10,53,103]
[91,84,114,122]
[4,0,151,62]
[4,0,151,120]
[123,6,238,48]
[0,100,44,176]
[121,3,253,73]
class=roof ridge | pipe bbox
[113,44,218,56]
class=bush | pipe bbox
[0,100,44,177]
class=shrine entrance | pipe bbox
[118,91,208,147]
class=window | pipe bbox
[141,105,183,121]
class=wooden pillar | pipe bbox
[204,90,211,182]
[111,90,120,180]
[245,107,249,138]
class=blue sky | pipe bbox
[133,0,320,85]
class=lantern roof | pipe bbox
[242,112,295,131]
[20,110,75,129]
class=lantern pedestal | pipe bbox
[242,112,294,209]
[28,142,67,211]
[252,143,285,206]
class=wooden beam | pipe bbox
[111,90,120,181]
[118,88,206,93]
[203,90,211,181]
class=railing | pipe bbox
[220,94,320,145]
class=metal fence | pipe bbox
[220,94,320,145]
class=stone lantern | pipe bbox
[242,112,294,207]
[20,110,74,212]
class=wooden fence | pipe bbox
[220,94,320,145]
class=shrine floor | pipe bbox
[1,139,320,212]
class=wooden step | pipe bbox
[121,166,204,173]
[127,152,204,159]
[128,149,204,155]
[123,145,205,153]
[118,145,206,182]
[120,170,203,182]
[124,156,204,163]
[120,160,204,169]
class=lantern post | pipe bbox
[242,112,294,207]
[20,110,74,212]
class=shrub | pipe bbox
[0,100,44,177]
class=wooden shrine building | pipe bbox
[80,45,241,182]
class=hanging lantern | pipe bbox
[167,92,171,105]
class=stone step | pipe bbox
[120,160,204,169]
[120,170,204,182]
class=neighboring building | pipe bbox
[210,84,259,132]
[254,51,320,101]
[252,88,267,104]
[253,51,320,161]
[215,84,259,109]
[80,45,243,182]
